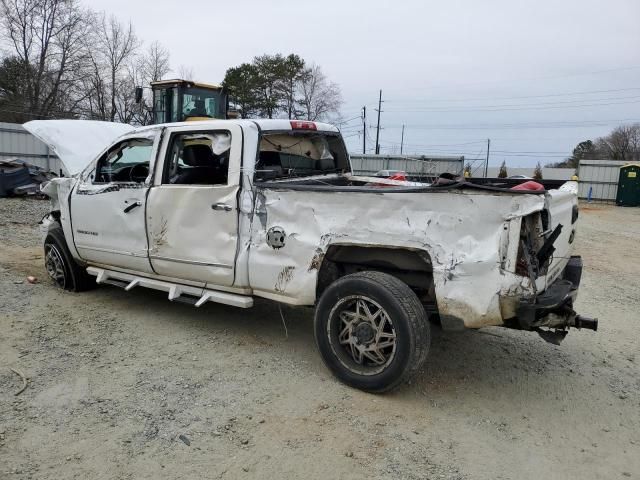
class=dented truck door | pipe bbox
[145,122,243,287]
[68,130,161,273]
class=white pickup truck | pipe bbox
[26,119,597,392]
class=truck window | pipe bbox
[255,132,347,181]
[164,132,231,185]
[182,89,219,119]
[94,139,153,184]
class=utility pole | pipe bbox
[375,89,383,155]
[362,106,366,154]
[400,124,405,155]
[484,138,491,177]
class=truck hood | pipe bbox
[24,120,134,175]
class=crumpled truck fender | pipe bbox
[248,187,545,328]
[40,177,83,262]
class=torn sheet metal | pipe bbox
[248,187,551,328]
[40,177,85,263]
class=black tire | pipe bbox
[314,271,430,393]
[44,224,96,292]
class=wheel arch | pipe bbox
[44,223,95,292]
[316,244,435,304]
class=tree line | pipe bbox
[551,123,640,168]
[0,0,178,124]
[0,0,342,125]
[223,54,342,121]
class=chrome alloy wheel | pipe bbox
[327,295,397,375]
[44,243,67,289]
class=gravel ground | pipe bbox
[0,197,639,480]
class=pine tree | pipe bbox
[533,162,543,180]
[498,161,508,178]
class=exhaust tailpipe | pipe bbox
[573,315,598,331]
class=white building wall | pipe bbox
[0,122,64,173]
[577,159,627,201]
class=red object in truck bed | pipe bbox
[511,180,545,191]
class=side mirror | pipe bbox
[134,87,143,104]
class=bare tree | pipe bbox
[0,0,90,120]
[629,124,640,162]
[596,124,640,162]
[113,64,140,124]
[297,64,342,121]
[1,1,172,124]
[177,65,195,81]
[94,13,140,121]
[276,54,305,119]
[129,42,171,125]
[141,41,170,82]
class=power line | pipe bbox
[375,145,571,159]
[382,118,640,130]
[375,139,583,154]
[375,140,573,157]
[385,87,640,104]
[383,96,640,113]
[341,132,361,139]
[394,65,640,92]
[393,139,487,147]
[336,115,362,126]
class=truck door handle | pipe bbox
[212,203,233,211]
[124,201,142,213]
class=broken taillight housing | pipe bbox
[516,211,547,279]
[290,120,317,130]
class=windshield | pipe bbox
[182,87,222,119]
[255,132,349,181]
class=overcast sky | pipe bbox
[91,0,640,168]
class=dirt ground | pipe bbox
[1,198,638,480]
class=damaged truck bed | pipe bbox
[25,118,596,392]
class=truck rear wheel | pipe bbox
[44,225,95,292]
[314,271,430,392]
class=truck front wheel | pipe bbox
[44,225,95,292]
[314,271,430,392]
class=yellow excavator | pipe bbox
[136,79,237,124]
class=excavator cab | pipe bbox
[149,79,230,124]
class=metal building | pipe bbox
[577,159,628,202]
[0,121,63,173]
[349,154,464,180]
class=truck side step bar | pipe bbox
[86,267,254,309]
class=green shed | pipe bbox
[616,163,640,206]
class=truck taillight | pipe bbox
[290,120,317,130]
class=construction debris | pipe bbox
[0,158,56,197]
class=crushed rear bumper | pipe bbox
[515,256,598,340]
